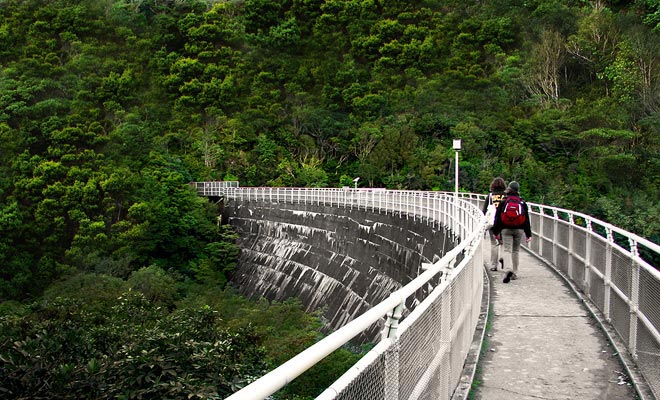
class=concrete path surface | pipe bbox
[471,244,638,400]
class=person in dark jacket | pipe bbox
[492,181,532,283]
[482,177,507,271]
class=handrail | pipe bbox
[462,192,659,399]
[458,192,660,265]
[190,183,656,255]
[192,183,660,399]
[225,241,476,400]
[217,187,486,400]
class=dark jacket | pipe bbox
[492,191,532,238]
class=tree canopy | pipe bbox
[0,0,659,397]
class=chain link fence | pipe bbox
[191,184,660,399]
[524,203,660,399]
[195,186,486,400]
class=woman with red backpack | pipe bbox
[492,181,532,283]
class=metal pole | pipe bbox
[452,139,461,235]
[453,139,461,197]
[454,149,459,197]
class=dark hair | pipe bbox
[490,177,506,192]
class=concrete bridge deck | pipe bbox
[473,243,638,399]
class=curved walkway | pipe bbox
[472,243,638,400]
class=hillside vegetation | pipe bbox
[0,0,659,398]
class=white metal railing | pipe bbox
[461,193,660,399]
[202,185,487,400]
[192,183,660,399]
[191,180,239,197]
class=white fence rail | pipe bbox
[201,185,487,400]
[191,180,239,197]
[192,183,660,399]
[461,194,660,399]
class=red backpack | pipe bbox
[501,196,526,227]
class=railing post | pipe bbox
[458,200,463,238]
[444,195,449,230]
[382,302,403,400]
[350,189,354,210]
[453,197,458,239]
[584,220,592,294]
[567,214,574,279]
[380,190,383,213]
[444,194,449,228]
[552,209,559,267]
[382,302,404,340]
[429,193,433,222]
[603,227,613,321]
[414,192,418,218]
[342,187,346,207]
[385,190,389,213]
[628,239,640,360]
[434,195,439,229]
[406,192,410,218]
[538,207,544,257]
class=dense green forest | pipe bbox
[1,0,659,398]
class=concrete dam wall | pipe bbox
[223,200,456,341]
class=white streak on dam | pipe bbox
[223,201,454,342]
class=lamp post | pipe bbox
[453,139,461,197]
[353,177,360,189]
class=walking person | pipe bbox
[492,181,532,283]
[482,177,507,271]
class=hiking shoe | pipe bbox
[503,271,514,283]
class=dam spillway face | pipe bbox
[223,200,455,342]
